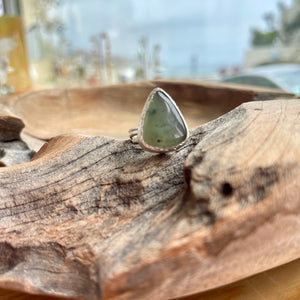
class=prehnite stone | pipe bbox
[142,91,187,149]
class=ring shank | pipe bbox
[129,127,139,143]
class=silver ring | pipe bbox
[129,87,189,153]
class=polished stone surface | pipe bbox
[142,91,187,149]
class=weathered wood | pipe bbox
[5,81,293,146]
[0,97,298,300]
[0,258,298,300]
[180,258,300,300]
[0,114,34,166]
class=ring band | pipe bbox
[129,87,189,153]
[129,127,138,143]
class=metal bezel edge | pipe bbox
[136,87,189,153]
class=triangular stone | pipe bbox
[141,89,188,150]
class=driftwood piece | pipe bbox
[0,114,33,166]
[0,97,299,300]
[185,258,300,300]
[5,81,294,148]
[0,258,299,300]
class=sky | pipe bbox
[59,0,293,77]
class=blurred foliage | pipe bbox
[251,29,277,46]
[251,10,277,47]
[283,12,300,34]
[33,0,64,35]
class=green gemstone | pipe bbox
[142,90,187,149]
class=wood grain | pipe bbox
[0,97,298,299]
[0,258,298,300]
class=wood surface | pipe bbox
[4,80,293,151]
[0,258,298,300]
[0,113,33,166]
[180,258,300,300]
[0,83,298,300]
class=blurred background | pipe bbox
[0,0,299,93]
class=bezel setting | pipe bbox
[136,87,189,153]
